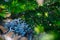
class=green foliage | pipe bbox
[0,0,38,14]
[0,0,60,35]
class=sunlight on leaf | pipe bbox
[0,5,5,9]
[44,12,48,17]
[34,25,44,34]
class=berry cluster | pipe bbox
[4,18,32,37]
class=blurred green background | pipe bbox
[0,0,60,40]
